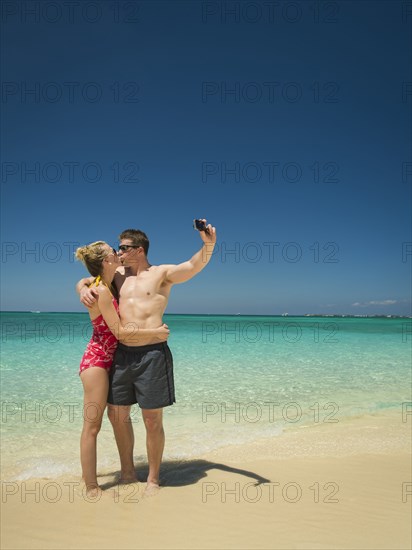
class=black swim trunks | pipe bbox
[107,342,175,409]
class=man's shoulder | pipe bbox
[151,263,171,271]
[148,264,174,286]
[151,264,175,277]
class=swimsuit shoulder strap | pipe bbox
[94,275,115,298]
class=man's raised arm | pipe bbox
[165,221,216,285]
[76,276,99,307]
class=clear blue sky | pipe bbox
[1,0,411,315]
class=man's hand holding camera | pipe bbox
[193,218,217,245]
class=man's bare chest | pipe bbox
[117,270,169,300]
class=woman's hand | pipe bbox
[153,323,170,342]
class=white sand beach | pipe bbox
[2,412,411,550]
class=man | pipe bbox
[77,220,216,494]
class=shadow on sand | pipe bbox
[100,459,271,490]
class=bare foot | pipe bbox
[144,481,161,497]
[117,472,138,484]
[84,484,103,499]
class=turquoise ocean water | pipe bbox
[1,312,411,480]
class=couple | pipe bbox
[76,223,216,497]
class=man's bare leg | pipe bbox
[141,408,164,494]
[107,404,137,482]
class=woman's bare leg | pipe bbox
[80,367,109,496]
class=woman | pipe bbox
[75,241,169,496]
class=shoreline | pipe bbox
[1,408,410,482]
[201,408,411,462]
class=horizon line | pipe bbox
[0,311,411,318]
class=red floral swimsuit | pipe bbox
[79,298,119,374]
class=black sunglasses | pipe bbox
[118,245,140,252]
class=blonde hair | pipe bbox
[75,241,108,278]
